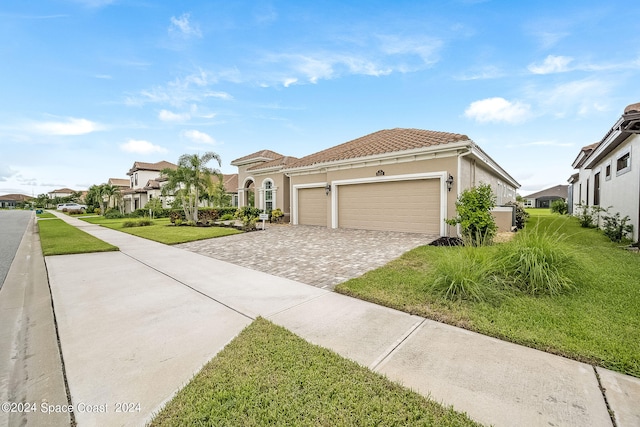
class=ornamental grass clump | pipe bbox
[429,247,500,302]
[498,229,575,296]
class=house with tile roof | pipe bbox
[233,128,520,236]
[47,188,77,199]
[0,193,33,208]
[122,160,177,212]
[568,102,640,241]
[230,150,298,219]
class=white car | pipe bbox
[56,203,87,211]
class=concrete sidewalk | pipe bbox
[42,212,640,426]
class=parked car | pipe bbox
[56,203,87,211]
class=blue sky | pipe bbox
[1,0,639,197]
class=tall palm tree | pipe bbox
[161,152,222,222]
[101,184,121,211]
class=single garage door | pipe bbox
[298,187,327,226]
[338,179,440,233]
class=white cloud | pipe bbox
[283,78,298,87]
[529,78,613,117]
[454,65,504,81]
[0,163,17,181]
[158,109,190,122]
[32,117,103,135]
[464,97,531,124]
[378,35,442,65]
[120,139,167,154]
[528,55,573,74]
[181,130,216,145]
[169,13,202,38]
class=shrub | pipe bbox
[271,208,284,223]
[174,218,183,226]
[235,206,262,220]
[67,209,84,215]
[219,213,235,221]
[429,247,500,302]
[550,199,568,215]
[601,212,634,242]
[239,215,257,231]
[169,210,185,224]
[94,208,102,215]
[104,208,124,219]
[198,209,218,225]
[497,228,575,296]
[445,183,497,246]
[123,219,153,228]
[217,207,238,218]
[575,203,607,228]
[504,201,529,229]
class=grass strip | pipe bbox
[150,318,481,427]
[38,219,118,256]
[336,212,640,378]
[80,217,242,244]
[36,211,57,219]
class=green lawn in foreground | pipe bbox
[80,216,242,244]
[38,219,118,256]
[36,211,56,218]
[336,212,640,377]
[150,318,481,427]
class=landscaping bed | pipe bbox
[80,217,242,244]
[336,212,640,377]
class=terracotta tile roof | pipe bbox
[128,160,177,175]
[284,128,470,170]
[143,180,161,190]
[50,188,76,194]
[108,178,130,187]
[231,150,283,165]
[222,174,238,192]
[0,193,33,201]
[247,156,299,171]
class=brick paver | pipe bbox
[176,225,438,289]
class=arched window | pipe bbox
[264,180,273,212]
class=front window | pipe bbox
[265,180,273,212]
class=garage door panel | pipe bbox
[338,180,440,233]
[298,187,327,226]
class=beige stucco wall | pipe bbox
[459,156,516,205]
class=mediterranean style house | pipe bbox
[232,128,520,236]
[121,160,239,213]
[569,102,640,241]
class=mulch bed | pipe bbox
[429,237,464,247]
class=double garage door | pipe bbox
[298,179,441,234]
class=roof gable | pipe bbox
[0,193,33,202]
[284,128,470,170]
[128,160,177,175]
[247,156,299,172]
[524,185,569,200]
[231,150,284,166]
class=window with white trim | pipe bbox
[616,149,631,176]
[264,180,273,212]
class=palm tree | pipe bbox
[101,184,121,211]
[161,152,222,223]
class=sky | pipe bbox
[1,0,639,198]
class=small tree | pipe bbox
[446,183,497,246]
[550,199,568,215]
[206,175,232,208]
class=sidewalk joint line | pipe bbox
[119,251,255,321]
[369,318,426,371]
[264,292,330,318]
[593,365,618,427]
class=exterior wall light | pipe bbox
[325,184,331,195]
[446,175,454,192]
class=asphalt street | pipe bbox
[0,210,32,290]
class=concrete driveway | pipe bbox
[176,225,438,289]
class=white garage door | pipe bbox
[337,179,440,233]
[297,187,327,226]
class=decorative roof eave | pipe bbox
[584,110,640,169]
[468,144,521,189]
[283,141,472,176]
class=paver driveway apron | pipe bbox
[177,225,438,289]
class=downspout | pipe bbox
[454,145,474,237]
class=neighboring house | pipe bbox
[522,185,569,208]
[233,128,519,236]
[122,161,177,212]
[0,193,33,208]
[220,174,239,207]
[569,102,640,241]
[230,150,298,220]
[48,188,76,199]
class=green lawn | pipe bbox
[36,211,56,219]
[150,318,481,427]
[80,216,242,244]
[336,212,640,377]
[38,219,118,256]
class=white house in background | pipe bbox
[523,185,569,208]
[569,102,640,241]
[48,188,76,199]
[122,160,177,213]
